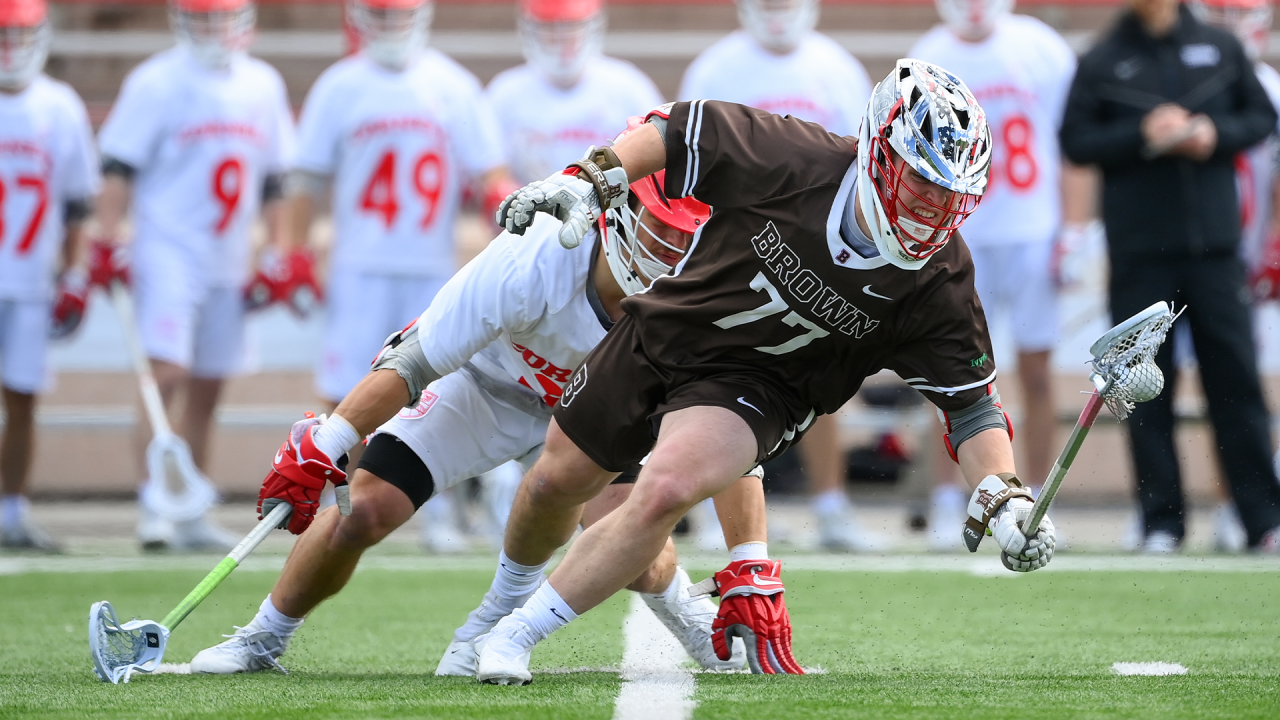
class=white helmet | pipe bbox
[736,0,818,54]
[856,59,991,270]
[169,0,255,71]
[0,0,50,92]
[1189,0,1272,61]
[519,0,604,89]
[936,0,1013,41]
[348,0,431,71]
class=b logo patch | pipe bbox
[558,365,588,408]
[398,389,440,419]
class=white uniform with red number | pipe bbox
[678,31,871,136]
[1237,61,1280,272]
[0,75,99,393]
[98,47,294,376]
[910,15,1076,352]
[486,57,662,184]
[375,215,609,488]
[295,51,504,402]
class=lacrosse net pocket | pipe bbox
[90,601,168,684]
[1088,302,1181,420]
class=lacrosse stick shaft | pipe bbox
[161,503,291,630]
[1021,392,1106,536]
[109,281,174,437]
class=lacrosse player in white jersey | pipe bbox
[0,0,99,550]
[284,0,510,553]
[910,0,1089,549]
[679,0,879,553]
[1188,0,1280,552]
[189,124,756,674]
[94,0,295,551]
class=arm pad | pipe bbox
[939,384,1012,462]
[369,319,443,408]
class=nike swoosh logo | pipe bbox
[862,285,893,301]
[737,397,764,416]
[752,576,784,587]
[274,450,284,464]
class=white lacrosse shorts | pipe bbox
[0,298,52,394]
[316,271,447,404]
[132,245,246,378]
[372,370,548,499]
[970,240,1059,353]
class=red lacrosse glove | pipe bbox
[88,239,130,288]
[50,269,90,340]
[245,249,324,318]
[710,559,805,675]
[258,414,348,535]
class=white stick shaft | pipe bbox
[110,282,173,437]
[1022,392,1105,534]
[231,503,292,564]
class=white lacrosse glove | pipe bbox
[495,146,630,249]
[962,473,1055,572]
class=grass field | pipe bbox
[2,553,1280,719]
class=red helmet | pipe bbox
[519,0,604,88]
[169,0,255,70]
[0,0,49,91]
[1189,0,1272,61]
[347,0,431,70]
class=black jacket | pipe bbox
[1060,4,1277,259]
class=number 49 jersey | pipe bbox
[909,15,1076,247]
[0,76,99,301]
[98,48,295,286]
[295,52,504,278]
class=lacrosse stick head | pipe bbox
[89,601,169,684]
[141,431,218,522]
[1089,301,1180,420]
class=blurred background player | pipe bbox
[93,0,295,551]
[679,0,878,552]
[1188,0,1280,552]
[480,0,662,540]
[910,0,1088,549]
[285,0,509,553]
[0,0,99,550]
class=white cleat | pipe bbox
[475,620,535,685]
[1213,503,1248,554]
[422,521,470,555]
[172,515,239,553]
[190,620,290,674]
[818,511,888,553]
[137,504,175,551]
[1,517,62,552]
[642,567,746,671]
[926,498,968,553]
[434,639,477,677]
[1141,530,1180,555]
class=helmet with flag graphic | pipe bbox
[0,0,50,91]
[1189,0,1272,61]
[169,0,256,70]
[935,0,1013,42]
[348,0,431,71]
[737,0,818,54]
[856,59,991,270]
[519,0,604,89]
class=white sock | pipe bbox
[511,582,578,642]
[644,566,686,601]
[729,541,769,562]
[454,551,548,642]
[255,595,305,638]
[1,495,28,528]
[812,489,848,517]
[312,414,360,461]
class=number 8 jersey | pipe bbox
[98,47,295,286]
[294,51,504,278]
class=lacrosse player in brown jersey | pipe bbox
[468,59,1057,683]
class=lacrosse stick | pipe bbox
[89,502,291,684]
[109,280,218,522]
[1020,301,1182,536]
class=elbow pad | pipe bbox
[939,384,1012,463]
[369,318,443,407]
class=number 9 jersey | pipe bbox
[293,51,504,278]
[97,47,296,287]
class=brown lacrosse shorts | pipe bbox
[554,315,813,473]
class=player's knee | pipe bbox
[330,488,404,550]
[631,469,704,524]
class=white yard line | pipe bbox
[1112,662,1188,676]
[613,594,696,720]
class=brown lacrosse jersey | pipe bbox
[622,100,996,423]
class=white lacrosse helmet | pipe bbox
[1189,0,1272,61]
[737,0,818,54]
[936,0,1013,41]
[0,0,50,92]
[169,0,255,71]
[519,0,604,89]
[856,59,991,270]
[348,0,432,71]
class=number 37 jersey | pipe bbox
[295,52,504,278]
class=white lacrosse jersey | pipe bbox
[909,15,1076,247]
[0,75,99,301]
[1236,61,1280,270]
[417,214,608,408]
[98,47,295,287]
[295,51,504,278]
[678,31,871,137]
[486,57,663,184]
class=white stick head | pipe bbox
[89,601,169,684]
[140,431,219,522]
[1089,301,1180,419]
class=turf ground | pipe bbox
[3,553,1280,719]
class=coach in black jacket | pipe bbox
[1061,0,1280,551]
